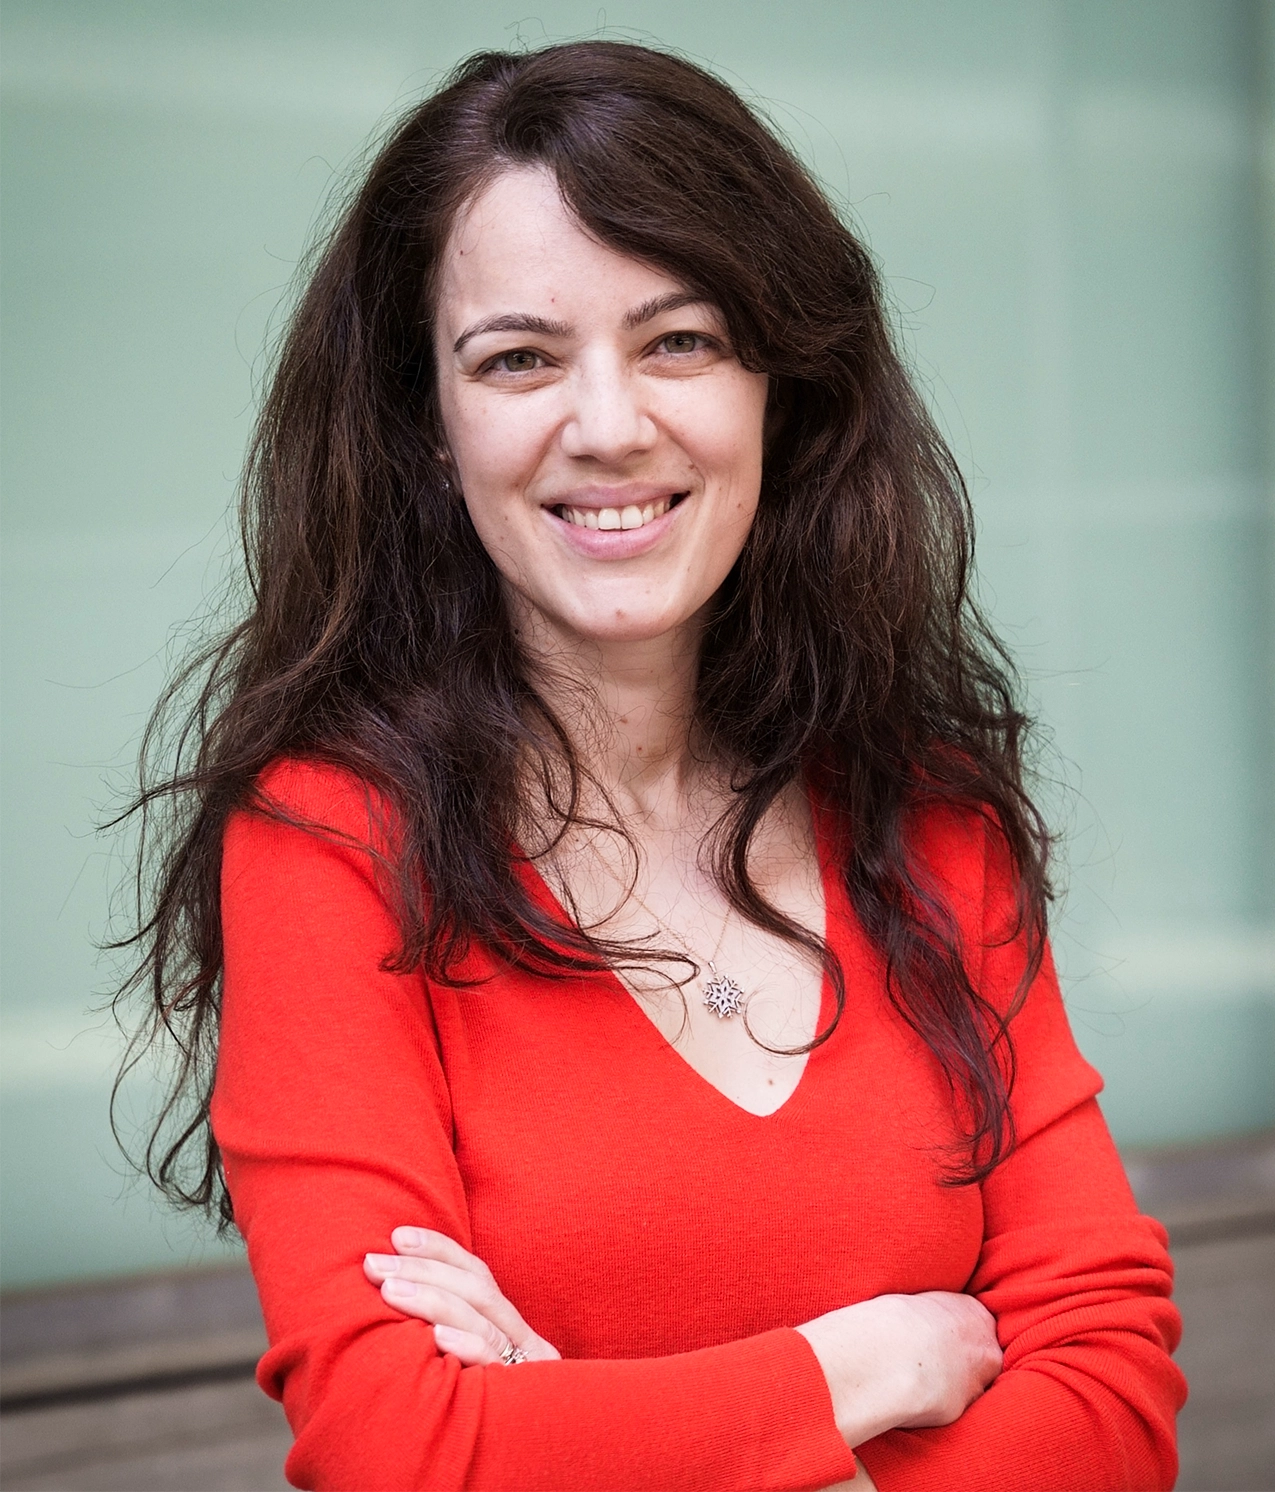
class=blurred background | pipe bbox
[2,1,1272,1488]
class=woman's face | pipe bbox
[433,166,769,650]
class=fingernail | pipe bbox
[434,1324,464,1348]
[384,1277,417,1298]
[365,1253,400,1272]
[393,1227,425,1248]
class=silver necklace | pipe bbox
[630,892,748,1021]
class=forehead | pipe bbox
[436,166,690,329]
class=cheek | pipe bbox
[445,395,547,512]
[674,374,767,503]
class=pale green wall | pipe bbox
[3,0,1272,1290]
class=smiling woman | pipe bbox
[116,40,1185,1492]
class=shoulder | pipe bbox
[248,756,384,837]
[227,756,403,858]
[908,797,996,876]
[812,780,1012,932]
[906,797,1015,937]
[222,757,402,903]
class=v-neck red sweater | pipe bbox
[213,760,1185,1491]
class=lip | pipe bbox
[541,486,690,560]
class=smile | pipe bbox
[553,493,688,531]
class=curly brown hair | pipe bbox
[113,40,1051,1226]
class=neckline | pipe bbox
[515,783,841,1124]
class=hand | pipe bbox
[796,1291,1002,1447]
[364,1227,561,1366]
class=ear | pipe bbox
[427,415,457,484]
[764,377,791,451]
[435,449,460,495]
[425,425,459,493]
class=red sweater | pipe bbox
[213,760,1185,1491]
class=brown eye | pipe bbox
[495,350,540,373]
[660,333,702,354]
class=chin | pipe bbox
[577,616,690,644]
[558,600,700,646]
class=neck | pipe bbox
[512,601,708,824]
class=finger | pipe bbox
[433,1323,501,1367]
[378,1277,509,1352]
[366,1252,493,1298]
[389,1228,490,1277]
[365,1254,534,1346]
[371,1270,560,1362]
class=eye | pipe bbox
[658,332,706,355]
[487,349,542,374]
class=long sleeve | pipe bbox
[854,815,1188,1491]
[212,762,858,1492]
[855,1095,1186,1491]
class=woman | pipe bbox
[123,40,1185,1491]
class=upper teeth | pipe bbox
[561,498,672,531]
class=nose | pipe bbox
[559,354,658,463]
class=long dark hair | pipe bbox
[114,40,1051,1227]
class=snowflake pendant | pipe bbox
[702,971,746,1020]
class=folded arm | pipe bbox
[217,766,1185,1491]
[852,1094,1185,1491]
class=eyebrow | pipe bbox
[451,293,715,355]
[452,314,571,355]
[622,291,713,329]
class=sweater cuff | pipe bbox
[733,1327,861,1489]
[477,1325,859,1491]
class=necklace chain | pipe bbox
[626,888,748,1021]
[538,852,750,1021]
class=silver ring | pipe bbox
[498,1340,528,1366]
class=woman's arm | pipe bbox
[215,763,861,1492]
[844,814,1188,1491]
[852,1095,1185,1491]
[364,1230,1001,1446]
